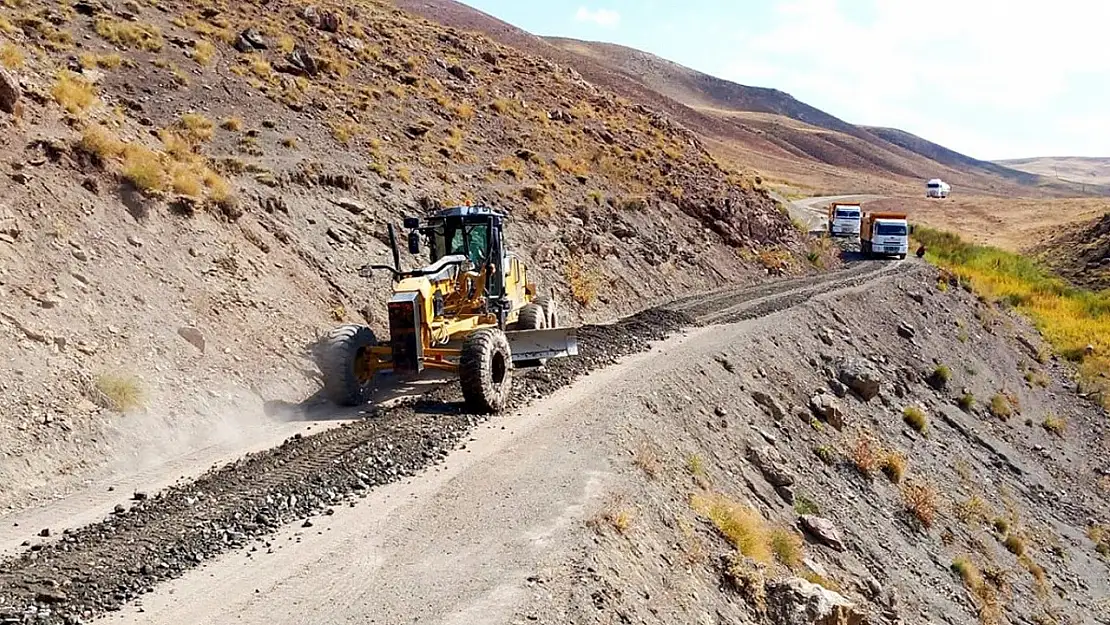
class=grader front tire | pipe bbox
[459,328,513,414]
[317,324,378,407]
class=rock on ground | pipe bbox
[766,577,867,625]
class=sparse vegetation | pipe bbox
[916,226,1110,408]
[192,39,216,66]
[122,145,167,193]
[220,117,243,132]
[959,392,976,412]
[813,445,836,465]
[51,71,98,115]
[1041,414,1065,436]
[589,502,634,535]
[566,259,603,306]
[78,124,126,162]
[692,492,806,568]
[0,42,23,69]
[880,450,907,484]
[179,113,215,142]
[793,494,819,516]
[847,434,882,479]
[633,442,661,479]
[989,393,1013,419]
[901,481,938,529]
[929,364,952,389]
[902,405,928,434]
[954,495,990,525]
[769,528,804,570]
[94,373,144,412]
[94,18,163,51]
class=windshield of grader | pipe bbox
[431,220,490,266]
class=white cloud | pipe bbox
[718,0,1110,157]
[574,7,621,28]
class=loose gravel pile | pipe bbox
[0,308,692,624]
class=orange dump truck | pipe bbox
[861,211,909,259]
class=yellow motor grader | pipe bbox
[316,204,577,413]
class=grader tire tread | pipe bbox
[460,328,512,414]
[318,324,377,407]
[515,303,548,368]
[517,303,546,330]
[532,295,558,328]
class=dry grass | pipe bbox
[192,39,216,66]
[0,42,23,69]
[769,528,804,570]
[1088,524,1110,557]
[220,117,243,132]
[78,124,126,161]
[880,450,907,484]
[78,52,123,69]
[951,555,1005,625]
[959,392,976,412]
[847,434,882,479]
[801,569,841,592]
[902,405,928,434]
[954,495,991,525]
[1004,533,1027,557]
[901,481,939,529]
[632,442,661,479]
[588,498,634,535]
[51,71,98,115]
[94,18,163,51]
[566,258,603,306]
[691,493,773,565]
[0,16,13,35]
[989,393,1013,419]
[95,374,144,412]
[1041,414,1066,436]
[122,145,167,193]
[178,113,215,142]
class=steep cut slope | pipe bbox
[1033,212,1110,290]
[0,0,801,509]
[997,156,1110,187]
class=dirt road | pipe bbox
[788,194,885,233]
[0,251,907,623]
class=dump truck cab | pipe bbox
[827,202,862,238]
[861,211,909,259]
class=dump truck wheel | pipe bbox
[515,303,548,368]
[317,324,378,407]
[460,328,513,414]
[532,295,558,328]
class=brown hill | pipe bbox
[996,156,1110,188]
[0,0,806,505]
[390,0,1095,197]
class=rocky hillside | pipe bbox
[0,0,802,509]
[391,0,1102,198]
[524,264,1110,625]
[1034,212,1110,291]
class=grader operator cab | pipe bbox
[316,204,577,414]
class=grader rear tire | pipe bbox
[317,324,378,407]
[459,328,513,414]
[515,303,548,368]
[532,295,558,328]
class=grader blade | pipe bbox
[505,327,579,362]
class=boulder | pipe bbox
[896,322,916,339]
[747,445,795,488]
[809,393,844,429]
[838,359,882,401]
[766,577,867,625]
[752,391,786,420]
[798,515,846,552]
[0,68,20,114]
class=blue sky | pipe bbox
[459,0,1109,161]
